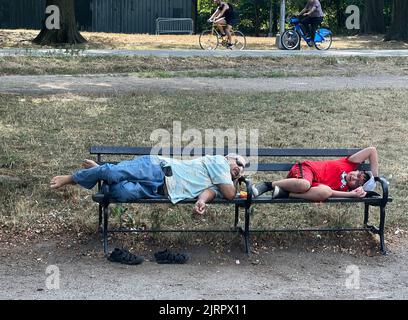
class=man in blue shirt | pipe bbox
[50,154,247,215]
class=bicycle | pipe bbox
[281,16,333,51]
[199,21,246,50]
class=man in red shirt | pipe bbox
[252,147,379,202]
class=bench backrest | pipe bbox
[90,147,371,172]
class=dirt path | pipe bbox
[1,74,408,95]
[1,235,407,300]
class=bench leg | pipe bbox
[98,204,103,231]
[102,204,109,257]
[243,206,251,255]
[379,206,386,255]
[97,179,102,231]
[234,204,239,229]
[363,203,369,227]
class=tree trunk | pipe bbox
[33,0,87,45]
[272,0,279,34]
[254,1,261,36]
[335,1,343,32]
[192,0,198,34]
[385,0,408,41]
[361,0,385,34]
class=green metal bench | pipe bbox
[90,146,392,256]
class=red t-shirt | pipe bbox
[302,157,359,191]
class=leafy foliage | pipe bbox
[197,0,399,37]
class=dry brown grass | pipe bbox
[1,29,408,50]
[2,28,408,78]
[1,55,408,77]
[0,89,406,238]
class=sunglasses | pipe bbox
[236,159,249,169]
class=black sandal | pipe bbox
[108,248,144,265]
[154,249,189,264]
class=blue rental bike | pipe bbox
[281,16,333,51]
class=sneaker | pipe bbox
[252,182,273,197]
[271,186,290,199]
[154,249,190,264]
[108,248,144,265]
[226,43,234,49]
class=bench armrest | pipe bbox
[239,176,253,207]
[92,183,111,205]
[375,176,389,207]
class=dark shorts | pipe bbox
[300,16,324,26]
[300,16,324,37]
[287,163,318,187]
[223,12,236,26]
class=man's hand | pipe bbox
[194,200,207,215]
[350,187,367,198]
[194,189,216,215]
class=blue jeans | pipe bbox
[72,155,165,202]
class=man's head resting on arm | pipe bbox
[225,153,248,180]
[346,171,375,191]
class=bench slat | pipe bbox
[90,146,363,157]
[95,161,371,172]
[91,146,372,172]
[248,163,371,172]
[97,196,391,205]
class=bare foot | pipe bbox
[82,159,99,169]
[50,175,75,190]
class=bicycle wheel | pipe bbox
[229,30,246,50]
[314,29,333,51]
[281,29,301,50]
[199,30,219,50]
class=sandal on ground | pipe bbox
[108,248,144,265]
[154,249,189,264]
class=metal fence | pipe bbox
[92,0,194,34]
[0,0,195,34]
[155,18,194,35]
[0,0,45,29]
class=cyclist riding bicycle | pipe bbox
[299,0,324,46]
[208,0,236,49]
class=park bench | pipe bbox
[90,146,392,256]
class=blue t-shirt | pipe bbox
[158,155,233,204]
